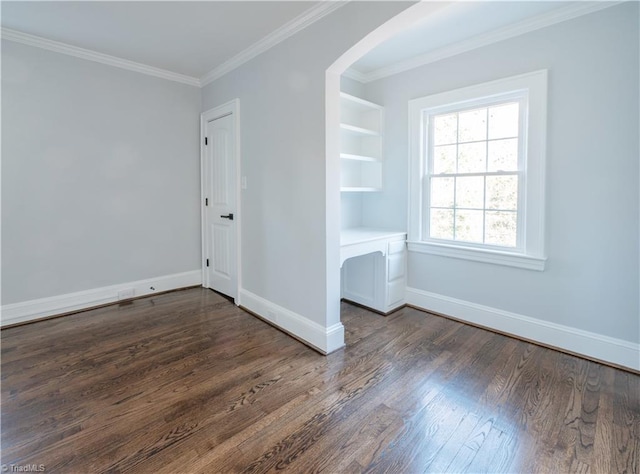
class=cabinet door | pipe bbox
[385,240,406,311]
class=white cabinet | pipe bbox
[340,228,406,314]
[340,93,384,192]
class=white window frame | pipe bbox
[408,70,547,271]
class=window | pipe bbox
[408,71,547,270]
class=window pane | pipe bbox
[455,176,484,209]
[430,209,454,240]
[485,211,517,247]
[458,108,487,143]
[433,145,456,174]
[488,138,518,172]
[457,142,486,173]
[430,177,454,208]
[455,210,483,243]
[488,102,519,139]
[433,113,457,145]
[486,175,518,210]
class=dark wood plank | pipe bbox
[1,288,638,473]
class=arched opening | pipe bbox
[324,2,456,349]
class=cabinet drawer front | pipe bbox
[387,254,405,282]
[388,240,405,255]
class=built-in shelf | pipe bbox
[341,186,380,192]
[340,93,384,192]
[340,123,379,136]
[340,153,379,162]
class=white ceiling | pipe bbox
[0,1,321,79]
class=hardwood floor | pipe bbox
[1,288,638,473]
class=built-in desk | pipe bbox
[340,228,407,314]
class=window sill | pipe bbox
[407,241,546,271]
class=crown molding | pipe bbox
[349,1,623,84]
[1,28,201,87]
[341,67,368,84]
[200,0,347,87]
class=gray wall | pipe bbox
[340,75,365,97]
[2,40,202,304]
[361,3,639,342]
[201,2,411,326]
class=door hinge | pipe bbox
[206,258,210,267]
[205,137,208,145]
[205,198,208,206]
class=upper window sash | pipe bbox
[423,94,528,176]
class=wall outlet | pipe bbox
[117,288,135,300]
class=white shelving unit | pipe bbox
[340,93,384,192]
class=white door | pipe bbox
[203,112,237,300]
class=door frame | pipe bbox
[200,99,241,303]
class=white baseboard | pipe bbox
[239,289,345,354]
[406,287,640,371]
[1,270,202,327]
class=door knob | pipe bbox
[220,213,234,220]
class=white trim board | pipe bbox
[406,287,640,372]
[1,270,202,327]
[200,1,346,86]
[346,1,623,84]
[407,241,546,271]
[0,28,201,87]
[239,289,345,355]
